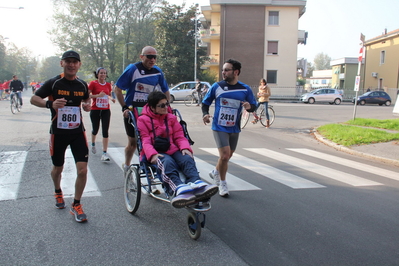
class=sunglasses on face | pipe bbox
[156,102,169,108]
[143,54,157,60]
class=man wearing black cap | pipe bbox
[30,50,92,223]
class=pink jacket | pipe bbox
[137,104,193,161]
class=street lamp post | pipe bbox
[123,42,134,72]
[194,4,199,81]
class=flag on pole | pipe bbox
[358,47,363,62]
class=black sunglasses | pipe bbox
[156,102,169,108]
[143,54,157,60]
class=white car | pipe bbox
[169,81,211,103]
[300,88,343,105]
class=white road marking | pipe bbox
[0,151,28,200]
[61,149,101,198]
[200,148,324,189]
[246,148,382,187]
[288,148,399,181]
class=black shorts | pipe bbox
[124,116,136,138]
[49,132,89,166]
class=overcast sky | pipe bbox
[1,0,398,62]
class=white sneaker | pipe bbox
[101,153,110,161]
[209,169,220,186]
[91,145,96,154]
[219,182,229,197]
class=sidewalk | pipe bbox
[313,129,399,167]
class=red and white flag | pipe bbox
[358,47,363,62]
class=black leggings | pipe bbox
[90,109,111,138]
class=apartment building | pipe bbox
[200,0,307,95]
[363,28,399,90]
[330,57,363,90]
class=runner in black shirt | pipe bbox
[31,50,91,223]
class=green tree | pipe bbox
[38,56,63,81]
[313,52,331,70]
[306,61,314,78]
[153,2,208,85]
[50,0,159,76]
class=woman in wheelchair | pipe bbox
[137,91,218,208]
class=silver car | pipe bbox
[169,81,211,103]
[300,88,343,105]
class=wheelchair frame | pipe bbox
[123,106,211,240]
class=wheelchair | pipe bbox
[123,104,212,240]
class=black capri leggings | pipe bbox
[90,109,111,138]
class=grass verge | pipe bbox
[317,118,399,146]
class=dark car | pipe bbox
[352,91,391,106]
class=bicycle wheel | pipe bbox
[259,105,275,127]
[240,109,250,129]
[184,95,195,107]
[124,166,141,214]
[10,97,17,114]
[16,98,21,112]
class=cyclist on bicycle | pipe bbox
[252,78,271,128]
[10,75,24,107]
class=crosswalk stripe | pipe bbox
[200,148,324,189]
[61,149,101,198]
[287,148,399,181]
[0,151,28,201]
[107,147,139,171]
[194,157,261,191]
[246,148,383,187]
[108,147,260,191]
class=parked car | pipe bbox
[300,88,343,105]
[169,81,211,103]
[352,91,391,106]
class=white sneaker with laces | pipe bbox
[91,145,97,154]
[209,169,220,186]
[219,182,229,197]
[101,153,110,161]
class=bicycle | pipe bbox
[184,91,199,107]
[10,91,22,114]
[240,104,275,129]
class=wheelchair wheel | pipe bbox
[184,95,195,107]
[240,109,250,129]
[187,212,201,240]
[124,166,141,214]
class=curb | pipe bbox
[313,128,399,168]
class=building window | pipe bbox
[268,11,279,25]
[267,41,278,55]
[380,51,385,64]
[267,70,277,83]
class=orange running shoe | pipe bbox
[70,204,87,223]
[54,192,66,209]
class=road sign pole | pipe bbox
[352,37,365,120]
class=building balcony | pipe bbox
[298,30,308,44]
[200,26,220,42]
[201,54,220,67]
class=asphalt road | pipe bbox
[1,90,399,265]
